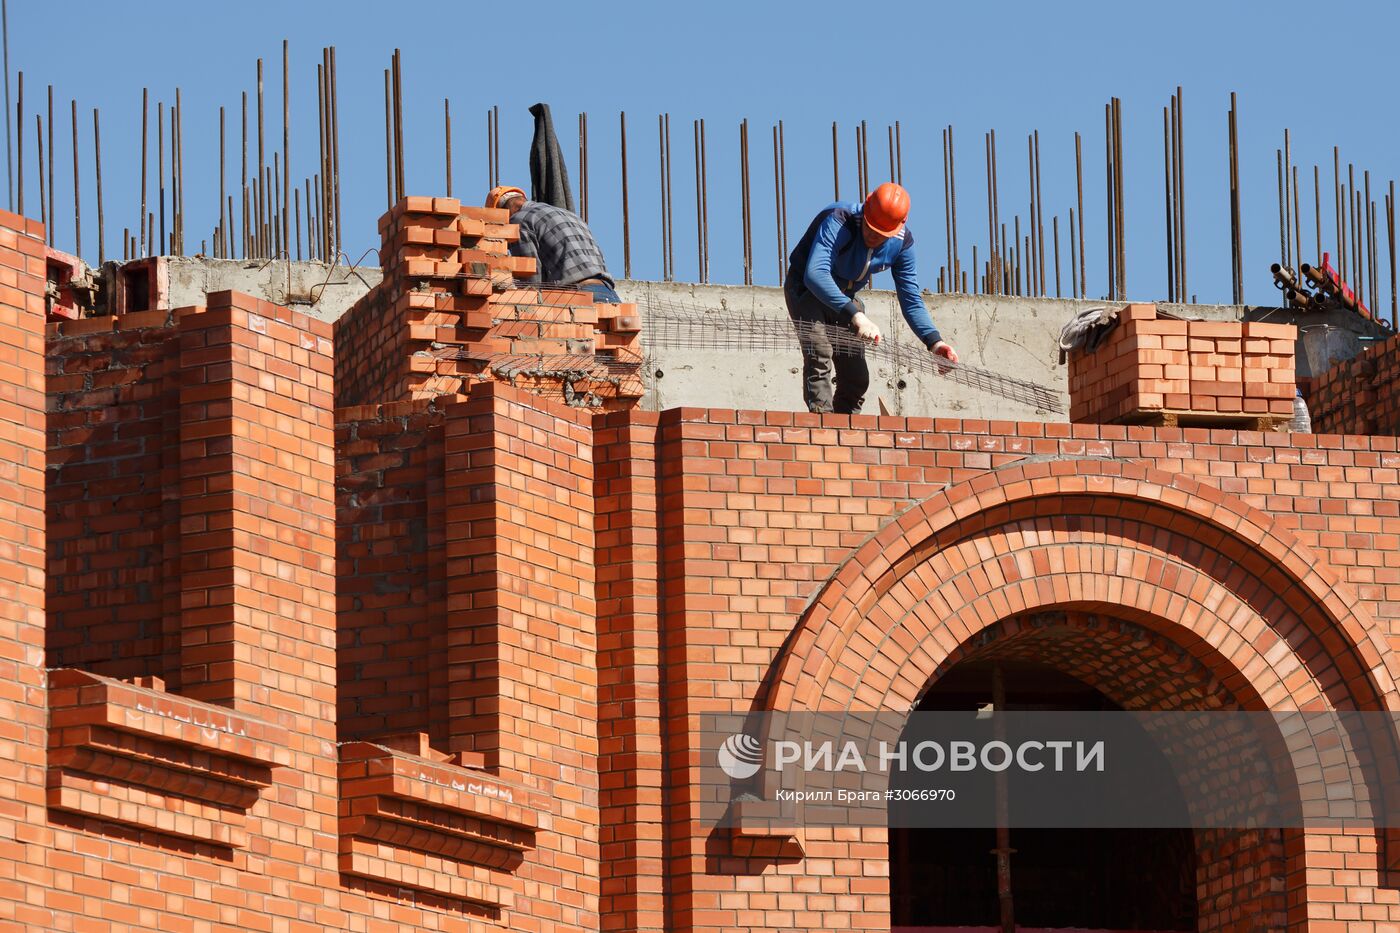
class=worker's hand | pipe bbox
[850,311,881,344]
[931,340,959,363]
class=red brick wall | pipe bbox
[1310,330,1400,435]
[45,311,181,681]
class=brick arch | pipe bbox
[766,458,1400,715]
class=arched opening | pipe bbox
[888,612,1285,933]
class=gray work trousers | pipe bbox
[784,280,869,414]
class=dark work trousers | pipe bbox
[783,278,869,414]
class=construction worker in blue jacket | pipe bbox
[785,182,958,414]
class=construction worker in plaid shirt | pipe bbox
[485,186,620,304]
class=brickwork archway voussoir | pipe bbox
[768,459,1399,714]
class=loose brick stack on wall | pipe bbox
[1310,329,1400,435]
[334,196,643,412]
[11,192,1400,933]
[1068,302,1296,425]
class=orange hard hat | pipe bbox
[485,185,526,210]
[863,182,910,237]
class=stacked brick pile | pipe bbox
[1068,303,1296,425]
[334,195,643,412]
[1309,331,1400,435]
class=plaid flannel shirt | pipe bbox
[509,200,615,288]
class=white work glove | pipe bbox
[850,311,881,344]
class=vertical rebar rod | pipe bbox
[943,128,953,286]
[659,114,668,281]
[1227,96,1238,302]
[310,174,318,261]
[831,121,839,200]
[93,107,103,264]
[1276,150,1286,265]
[1105,104,1114,299]
[887,124,895,184]
[238,94,245,256]
[34,112,42,233]
[1365,170,1374,304]
[2,0,8,210]
[1069,207,1078,300]
[1351,164,1359,296]
[1034,130,1045,296]
[1174,87,1186,298]
[1314,165,1322,264]
[257,59,265,257]
[973,244,979,295]
[1053,214,1061,298]
[1075,131,1086,298]
[493,104,499,191]
[1230,94,1243,302]
[159,100,167,254]
[1390,180,1397,326]
[662,113,673,279]
[779,119,788,268]
[1163,105,1175,301]
[47,86,53,245]
[895,120,903,186]
[991,129,1001,293]
[985,132,995,294]
[582,112,590,222]
[854,125,863,202]
[303,179,311,260]
[485,109,492,190]
[70,99,79,258]
[1014,215,1022,296]
[383,70,392,211]
[949,125,959,285]
[693,119,702,281]
[1114,98,1126,299]
[392,50,404,202]
[218,106,226,259]
[282,40,290,254]
[740,118,751,286]
[620,111,631,280]
[273,153,281,258]
[175,90,184,255]
[1282,130,1292,269]
[444,98,452,197]
[1025,134,1036,296]
[294,186,302,261]
[330,46,341,258]
[861,120,869,197]
[772,122,782,282]
[1292,164,1302,271]
[701,118,709,283]
[12,70,18,216]
[1334,147,1342,273]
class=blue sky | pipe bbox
[8,0,1400,307]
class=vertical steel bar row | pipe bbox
[620,111,630,280]
[294,187,302,261]
[1390,179,1397,326]
[93,107,103,263]
[445,99,452,197]
[70,99,79,258]
[493,105,500,192]
[1034,130,1044,296]
[303,179,312,261]
[175,91,184,255]
[1275,151,1285,268]
[283,40,290,256]
[741,118,752,286]
[1163,105,1175,301]
[486,110,492,190]
[1227,95,1239,303]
